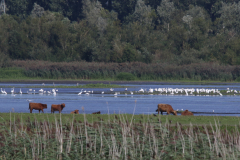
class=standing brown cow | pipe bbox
[156,104,177,115]
[51,103,65,113]
[29,103,47,113]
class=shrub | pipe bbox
[115,72,136,81]
[235,76,240,82]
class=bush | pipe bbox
[235,77,240,82]
[115,72,136,81]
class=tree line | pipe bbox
[0,0,240,70]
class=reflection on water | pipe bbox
[0,83,240,116]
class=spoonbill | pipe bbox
[26,99,34,103]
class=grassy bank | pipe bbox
[0,83,126,89]
[0,113,240,159]
[0,113,239,126]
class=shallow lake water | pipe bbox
[0,82,240,116]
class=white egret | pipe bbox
[26,99,34,102]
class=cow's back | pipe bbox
[29,103,41,109]
[29,103,47,109]
[158,104,173,112]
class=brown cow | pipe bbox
[29,103,47,113]
[92,111,101,114]
[156,104,177,115]
[71,110,79,114]
[181,110,194,116]
[51,103,65,113]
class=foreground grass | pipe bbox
[0,113,240,159]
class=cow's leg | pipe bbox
[30,109,32,113]
[158,109,160,115]
[42,109,44,113]
[161,111,163,115]
[39,110,41,113]
[59,110,61,113]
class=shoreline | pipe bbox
[0,79,239,85]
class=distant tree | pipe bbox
[218,2,240,33]
[82,0,107,33]
[112,0,137,22]
[182,5,206,30]
[132,0,153,26]
[31,3,44,17]
[157,0,175,32]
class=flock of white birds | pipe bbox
[76,87,239,96]
[1,86,239,97]
[137,88,224,96]
[0,88,58,95]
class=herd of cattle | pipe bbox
[29,102,192,116]
[28,103,82,114]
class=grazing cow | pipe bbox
[51,103,65,113]
[181,110,194,116]
[71,110,79,114]
[92,111,101,114]
[156,104,177,115]
[29,103,47,113]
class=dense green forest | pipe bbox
[1,0,240,81]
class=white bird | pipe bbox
[42,83,45,86]
[114,92,117,96]
[78,89,83,95]
[29,89,32,92]
[11,88,14,94]
[130,91,133,95]
[26,99,34,102]
[110,88,114,92]
[19,89,22,94]
[3,89,7,94]
[125,88,127,91]
[85,92,89,95]
[39,89,44,92]
[101,91,104,94]
[213,110,214,112]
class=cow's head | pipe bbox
[173,110,177,115]
[61,103,65,109]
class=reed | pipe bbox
[0,112,240,159]
[9,60,240,81]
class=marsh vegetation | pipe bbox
[0,113,240,159]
